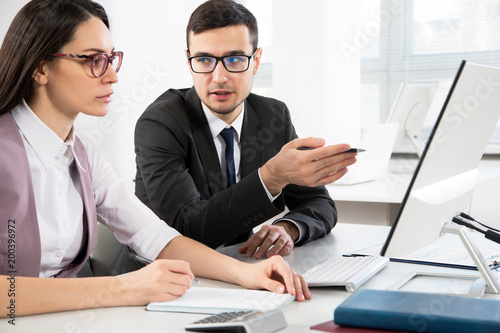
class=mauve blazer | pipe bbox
[0,111,98,277]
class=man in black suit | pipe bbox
[134,0,358,259]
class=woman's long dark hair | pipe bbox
[0,0,109,115]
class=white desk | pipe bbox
[328,171,410,226]
[3,223,499,333]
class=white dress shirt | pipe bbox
[202,103,244,186]
[12,102,180,278]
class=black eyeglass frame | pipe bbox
[187,49,258,74]
[50,51,123,78]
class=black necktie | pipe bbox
[220,127,236,187]
[220,127,250,246]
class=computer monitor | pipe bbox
[381,61,500,258]
[386,82,438,157]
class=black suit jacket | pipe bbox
[135,88,337,248]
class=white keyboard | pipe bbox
[302,256,389,292]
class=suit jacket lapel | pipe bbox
[240,101,265,177]
[185,88,225,193]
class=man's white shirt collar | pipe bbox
[201,102,244,140]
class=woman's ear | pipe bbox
[33,61,49,85]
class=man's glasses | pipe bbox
[188,49,257,73]
[50,51,123,78]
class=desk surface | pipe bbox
[3,223,499,333]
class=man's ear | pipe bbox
[252,48,263,75]
[33,61,49,85]
[185,49,193,72]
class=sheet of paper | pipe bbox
[146,287,295,314]
[345,233,500,269]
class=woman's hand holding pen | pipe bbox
[152,237,309,303]
[117,259,196,305]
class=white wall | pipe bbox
[272,0,366,146]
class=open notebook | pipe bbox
[146,287,294,314]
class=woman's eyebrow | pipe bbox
[81,47,116,54]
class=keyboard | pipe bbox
[302,255,389,292]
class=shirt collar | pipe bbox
[201,102,244,143]
[11,100,84,170]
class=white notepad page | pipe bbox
[146,287,295,314]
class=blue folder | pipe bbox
[334,289,500,333]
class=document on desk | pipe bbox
[347,234,500,270]
[393,244,496,269]
[146,287,295,314]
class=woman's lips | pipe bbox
[97,92,113,103]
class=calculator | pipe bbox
[184,310,287,333]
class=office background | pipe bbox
[1,0,500,224]
[2,3,500,330]
[0,0,380,186]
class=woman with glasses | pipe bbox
[0,0,309,318]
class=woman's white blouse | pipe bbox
[11,102,180,278]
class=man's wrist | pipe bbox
[258,168,282,201]
[260,163,285,196]
[274,220,300,242]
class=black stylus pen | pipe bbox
[297,147,366,153]
[346,148,366,153]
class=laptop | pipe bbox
[334,123,398,185]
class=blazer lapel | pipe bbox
[0,112,41,277]
[185,89,225,194]
[240,101,265,177]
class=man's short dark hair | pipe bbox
[186,0,258,52]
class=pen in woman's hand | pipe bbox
[127,248,200,283]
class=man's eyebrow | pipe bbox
[191,50,249,57]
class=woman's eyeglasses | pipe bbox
[50,51,123,78]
